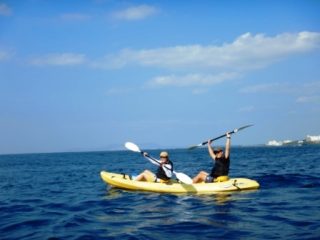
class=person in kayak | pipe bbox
[135,151,173,182]
[192,132,231,183]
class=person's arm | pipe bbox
[143,152,160,166]
[208,140,216,161]
[225,132,231,159]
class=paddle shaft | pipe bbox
[189,124,253,149]
[141,152,173,172]
[125,142,193,184]
[202,129,236,146]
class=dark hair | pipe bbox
[214,149,223,154]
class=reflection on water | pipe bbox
[105,186,258,205]
[100,186,260,236]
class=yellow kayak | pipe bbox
[100,171,260,194]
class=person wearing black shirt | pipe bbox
[135,151,173,182]
[193,132,231,183]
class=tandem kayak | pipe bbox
[100,171,260,194]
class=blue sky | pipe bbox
[0,0,320,154]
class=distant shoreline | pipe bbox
[1,143,320,156]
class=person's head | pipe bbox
[160,151,169,163]
[214,148,224,158]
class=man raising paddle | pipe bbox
[193,132,231,183]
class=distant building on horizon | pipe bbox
[266,135,320,146]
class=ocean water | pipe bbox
[0,146,319,239]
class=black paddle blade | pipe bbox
[236,124,254,132]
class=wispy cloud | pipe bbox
[239,83,283,94]
[0,49,13,61]
[296,95,320,104]
[302,81,320,94]
[240,81,320,105]
[30,53,86,66]
[147,72,240,87]
[27,31,320,92]
[98,32,320,70]
[92,31,320,89]
[0,3,11,16]
[112,5,158,21]
[240,81,320,95]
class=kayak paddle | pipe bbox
[125,142,193,184]
[188,124,254,150]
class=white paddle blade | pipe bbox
[124,142,141,153]
[188,143,202,150]
[175,172,193,184]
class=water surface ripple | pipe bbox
[1,146,319,239]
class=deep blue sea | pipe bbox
[1,146,320,239]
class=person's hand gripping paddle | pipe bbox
[188,124,253,150]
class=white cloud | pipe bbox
[99,31,320,70]
[112,5,158,21]
[30,53,86,66]
[92,31,320,89]
[0,3,11,16]
[147,72,240,87]
[296,96,320,104]
[26,32,320,91]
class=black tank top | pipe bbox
[156,160,173,180]
[210,156,230,177]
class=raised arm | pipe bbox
[225,132,231,159]
[208,140,216,161]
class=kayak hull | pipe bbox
[100,171,260,194]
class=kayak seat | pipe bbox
[214,176,229,182]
